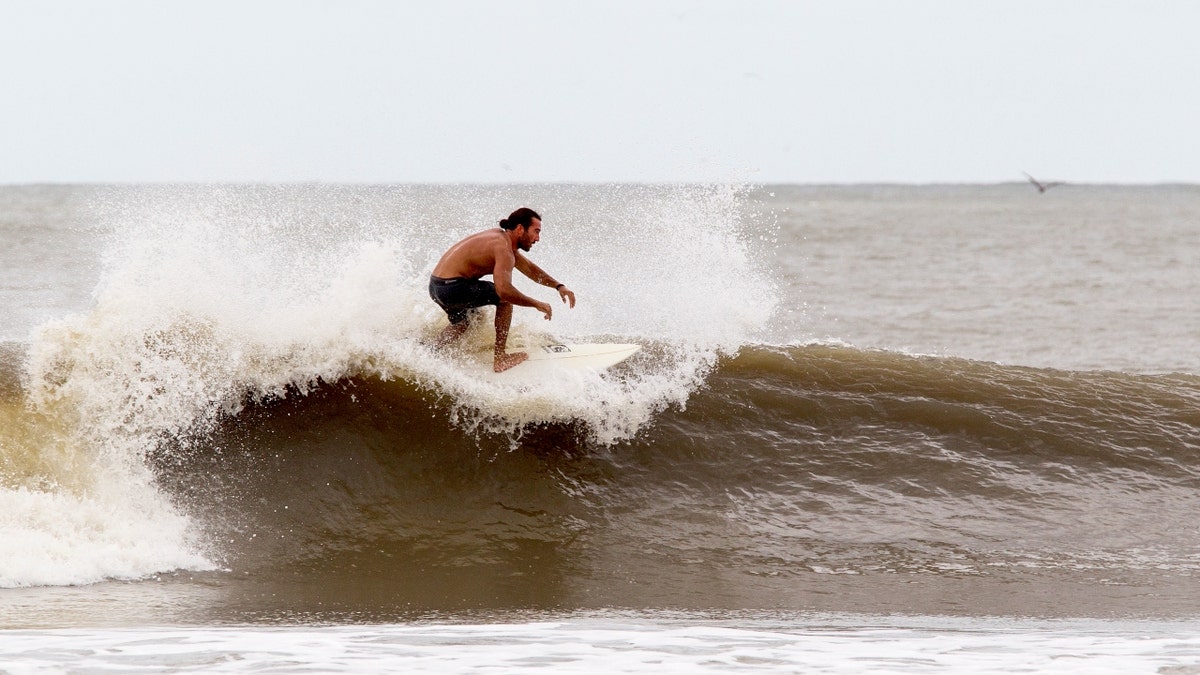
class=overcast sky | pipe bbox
[2,1,1198,184]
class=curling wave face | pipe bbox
[151,344,1200,618]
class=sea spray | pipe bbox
[4,183,777,587]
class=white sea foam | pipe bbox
[0,485,210,588]
[2,617,1199,674]
[4,184,776,587]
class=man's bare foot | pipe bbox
[494,351,529,373]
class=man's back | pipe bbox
[431,229,509,280]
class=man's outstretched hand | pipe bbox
[558,285,576,309]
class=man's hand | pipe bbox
[558,285,576,308]
[536,301,553,321]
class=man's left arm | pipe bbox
[515,252,576,308]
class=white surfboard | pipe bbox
[463,342,641,380]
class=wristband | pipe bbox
[555,284,565,290]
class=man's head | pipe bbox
[499,207,540,231]
[500,207,542,252]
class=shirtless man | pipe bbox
[428,207,576,372]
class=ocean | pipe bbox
[1,183,1199,672]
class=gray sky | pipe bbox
[3,0,1198,184]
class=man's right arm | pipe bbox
[492,243,553,318]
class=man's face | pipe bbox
[517,219,542,252]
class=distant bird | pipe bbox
[1023,172,1065,193]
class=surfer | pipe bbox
[428,207,576,372]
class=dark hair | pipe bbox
[499,207,541,231]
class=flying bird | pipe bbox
[1023,172,1065,193]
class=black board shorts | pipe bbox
[429,275,501,324]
